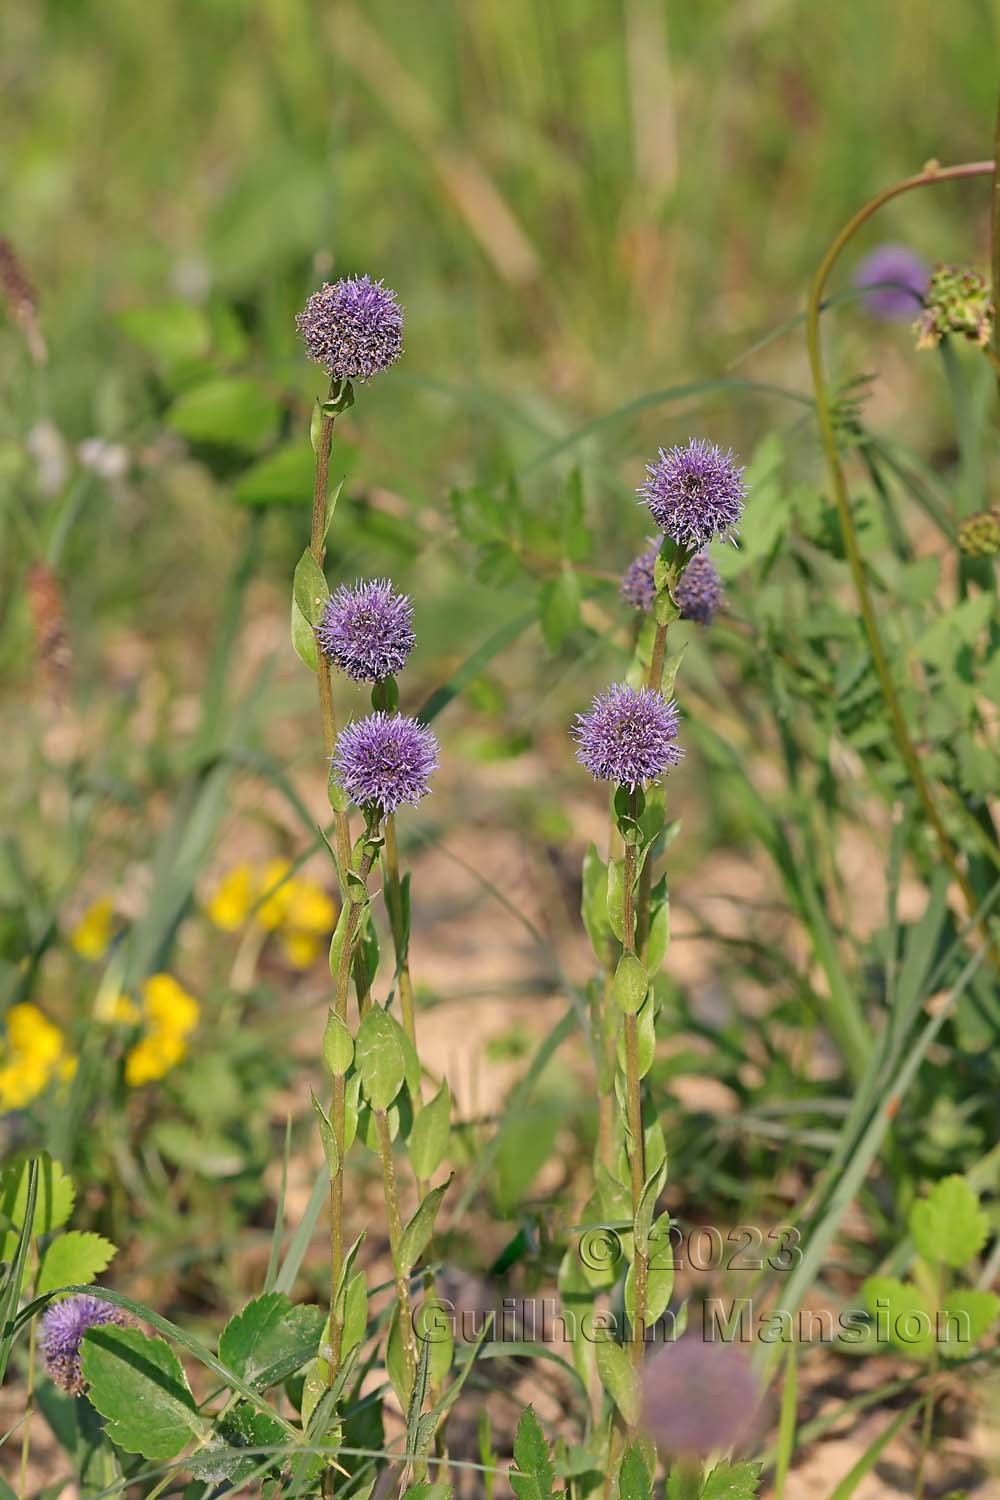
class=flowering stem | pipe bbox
[805,156,1000,975]
[621,790,648,1382]
[383,818,419,1072]
[373,1107,417,1393]
[647,619,669,693]
[327,842,377,1385]
[310,401,353,885]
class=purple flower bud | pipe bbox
[674,551,724,626]
[41,1294,130,1395]
[318,578,415,683]
[642,1337,760,1458]
[333,712,438,816]
[296,274,403,382]
[620,541,660,613]
[639,440,746,549]
[853,244,929,321]
[573,684,682,790]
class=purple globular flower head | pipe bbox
[639,439,746,549]
[333,712,438,816]
[296,274,403,382]
[41,1294,130,1395]
[620,540,661,613]
[674,550,724,626]
[642,1337,760,1458]
[853,244,929,320]
[573,684,682,790]
[318,578,415,683]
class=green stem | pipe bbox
[327,843,377,1386]
[621,791,648,1387]
[374,1107,417,1393]
[805,156,1000,975]
[310,399,353,885]
[19,1304,36,1500]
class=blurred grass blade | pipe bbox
[275,1169,328,1295]
[827,1399,922,1500]
[417,611,536,726]
[0,1158,37,1384]
[773,1344,797,1500]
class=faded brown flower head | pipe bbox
[914,265,993,352]
[0,237,46,364]
[642,1337,760,1458]
[957,509,1000,560]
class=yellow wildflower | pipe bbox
[124,1030,187,1087]
[69,897,115,960]
[142,974,200,1037]
[0,1004,74,1113]
[286,877,337,935]
[98,992,141,1025]
[280,930,323,970]
[206,865,256,931]
[256,860,294,931]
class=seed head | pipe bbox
[296,274,403,382]
[317,578,415,682]
[853,244,929,320]
[639,440,746,548]
[674,551,724,625]
[333,712,438,816]
[573,684,682,790]
[41,1295,130,1395]
[957,509,1000,559]
[915,265,993,351]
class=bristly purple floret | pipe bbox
[620,540,660,613]
[296,274,403,382]
[41,1294,130,1395]
[333,712,438,815]
[318,578,415,683]
[639,439,746,548]
[674,551,724,625]
[853,244,929,320]
[573,684,683,790]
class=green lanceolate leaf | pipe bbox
[355,1005,407,1111]
[413,1294,454,1388]
[607,859,627,944]
[341,1269,368,1355]
[581,844,613,962]
[909,1175,989,1268]
[408,1082,452,1181]
[310,1091,340,1175]
[595,1338,639,1426]
[81,1326,208,1460]
[292,547,331,628]
[291,597,318,673]
[509,1407,555,1500]
[36,1232,116,1296]
[613,954,648,1014]
[322,1011,354,1076]
[398,1178,452,1275]
[218,1292,325,1390]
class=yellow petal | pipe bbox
[70,898,114,960]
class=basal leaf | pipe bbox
[81,1326,207,1460]
[910,1175,989,1269]
[218,1292,325,1390]
[37,1232,116,1296]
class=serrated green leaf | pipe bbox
[0,1157,74,1246]
[408,1083,451,1181]
[355,1006,407,1111]
[861,1277,935,1359]
[509,1407,555,1500]
[702,1460,763,1499]
[218,1292,325,1390]
[398,1179,451,1275]
[938,1288,1000,1357]
[81,1326,207,1460]
[910,1175,989,1268]
[619,1444,652,1500]
[37,1232,116,1296]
